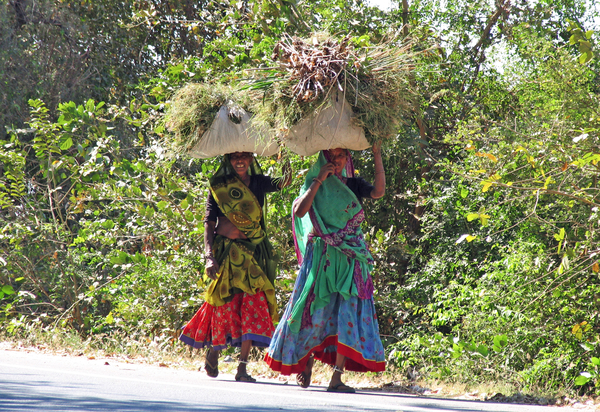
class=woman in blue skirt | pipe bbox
[265,144,386,393]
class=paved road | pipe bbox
[0,348,587,411]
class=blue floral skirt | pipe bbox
[265,242,386,374]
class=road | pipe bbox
[0,348,591,411]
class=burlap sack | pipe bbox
[188,105,278,158]
[284,93,370,156]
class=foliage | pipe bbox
[3,0,600,400]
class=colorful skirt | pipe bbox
[265,242,386,374]
[179,291,274,351]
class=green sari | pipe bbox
[288,151,374,332]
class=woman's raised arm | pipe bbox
[293,162,335,217]
[370,141,385,199]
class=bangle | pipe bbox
[312,177,323,185]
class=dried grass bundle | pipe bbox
[247,32,418,143]
[165,83,256,154]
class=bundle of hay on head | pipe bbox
[245,32,418,156]
[165,83,277,158]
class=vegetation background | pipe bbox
[1,0,600,402]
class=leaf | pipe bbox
[560,254,570,274]
[569,34,579,45]
[451,343,462,358]
[477,345,489,357]
[475,152,498,162]
[466,235,477,242]
[1,285,15,295]
[579,52,590,64]
[481,181,493,192]
[575,374,591,386]
[479,214,490,227]
[467,213,479,222]
[572,321,588,339]
[493,335,508,349]
[59,137,73,150]
[554,228,565,241]
[555,228,566,255]
[593,262,600,273]
[105,312,114,324]
[101,220,115,230]
[156,200,168,211]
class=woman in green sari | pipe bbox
[180,152,290,382]
[266,144,386,393]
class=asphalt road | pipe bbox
[0,348,590,412]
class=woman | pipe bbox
[265,144,386,393]
[179,151,291,382]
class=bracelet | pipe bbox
[313,177,324,185]
[333,365,344,374]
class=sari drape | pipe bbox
[265,151,385,373]
[179,155,278,350]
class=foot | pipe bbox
[204,349,219,378]
[296,355,314,388]
[327,382,356,393]
[235,372,257,383]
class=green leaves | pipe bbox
[466,208,490,227]
[492,335,508,352]
[554,228,566,254]
[568,21,595,64]
[575,357,600,387]
[0,285,15,300]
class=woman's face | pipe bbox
[230,152,253,176]
[328,148,348,175]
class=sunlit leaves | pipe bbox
[480,173,501,192]
[568,20,595,64]
[572,321,592,340]
[554,228,566,254]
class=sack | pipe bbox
[188,104,278,158]
[284,92,370,156]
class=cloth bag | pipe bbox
[188,104,278,158]
[284,92,370,156]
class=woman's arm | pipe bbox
[204,220,219,280]
[370,141,385,199]
[293,162,335,218]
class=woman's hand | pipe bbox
[205,255,219,280]
[317,162,335,182]
[372,141,382,155]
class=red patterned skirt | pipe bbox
[179,291,274,350]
